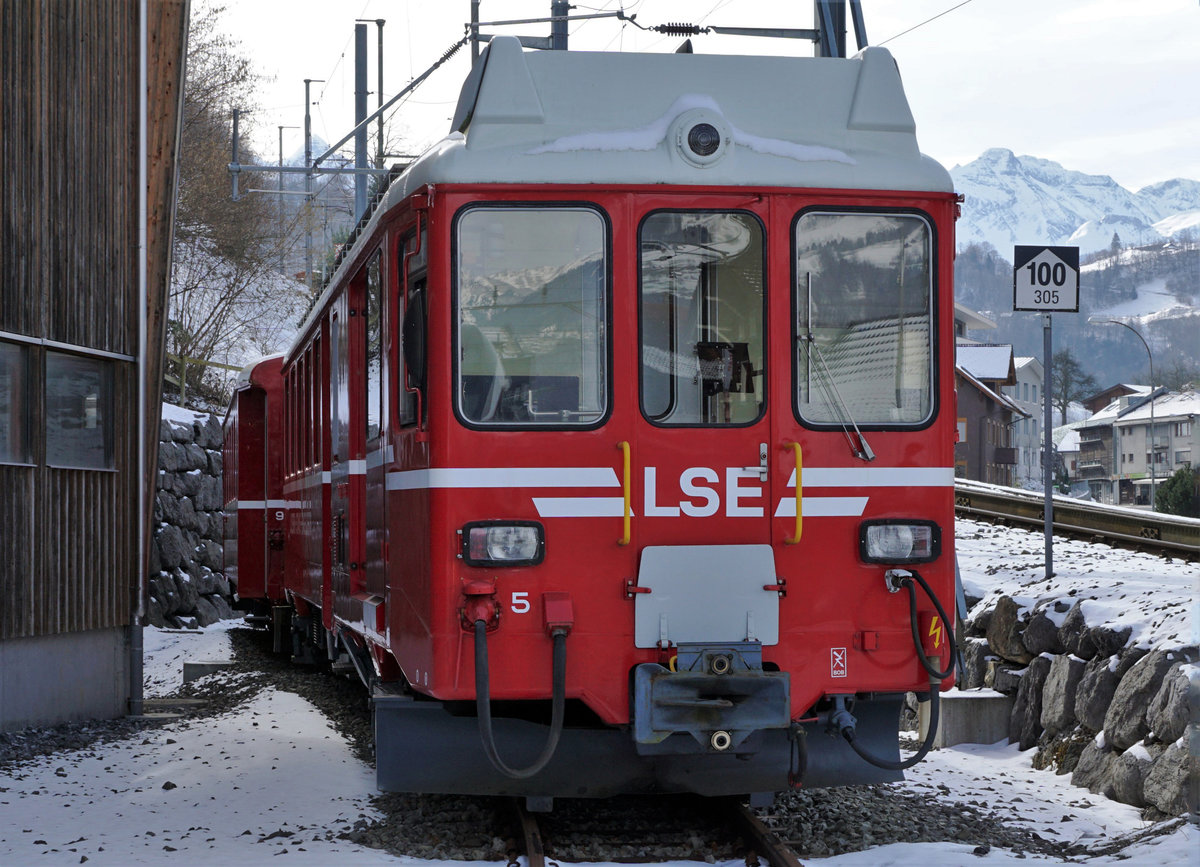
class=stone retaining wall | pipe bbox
[147,408,235,628]
[959,593,1197,817]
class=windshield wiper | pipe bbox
[800,273,876,462]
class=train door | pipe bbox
[632,208,781,649]
[362,252,387,637]
[329,288,365,628]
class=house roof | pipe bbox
[956,344,1017,384]
[954,302,996,332]
[955,365,1029,417]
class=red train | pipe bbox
[225,37,959,808]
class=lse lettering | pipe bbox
[644,466,764,518]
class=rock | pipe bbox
[145,593,167,629]
[1071,738,1115,795]
[168,419,193,444]
[1146,664,1190,745]
[183,442,208,471]
[1104,650,1179,751]
[207,449,223,476]
[187,562,219,596]
[176,496,200,533]
[1143,742,1191,816]
[1040,655,1085,737]
[1084,625,1131,658]
[960,638,993,690]
[150,573,179,616]
[156,490,181,527]
[969,607,993,638]
[155,524,187,572]
[1057,602,1093,660]
[209,593,235,620]
[193,595,220,628]
[196,475,223,512]
[986,596,1032,664]
[1109,747,1153,808]
[158,440,180,473]
[196,539,224,572]
[171,568,200,614]
[1009,655,1052,750]
[1022,612,1064,656]
[197,415,223,450]
[985,660,1023,694]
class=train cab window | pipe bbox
[639,211,765,426]
[455,206,607,427]
[365,253,383,441]
[793,211,934,427]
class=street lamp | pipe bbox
[1093,319,1156,509]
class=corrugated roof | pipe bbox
[956,344,1016,383]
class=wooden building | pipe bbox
[0,0,187,730]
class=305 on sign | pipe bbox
[1013,245,1079,312]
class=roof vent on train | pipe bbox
[671,108,731,168]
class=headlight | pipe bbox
[461,521,545,567]
[859,520,941,564]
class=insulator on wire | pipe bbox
[653,22,707,36]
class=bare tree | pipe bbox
[1051,349,1098,425]
[169,1,303,403]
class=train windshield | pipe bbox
[639,211,766,426]
[794,212,934,427]
[455,206,607,427]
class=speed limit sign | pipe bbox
[1013,245,1079,312]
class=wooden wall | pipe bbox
[0,0,187,641]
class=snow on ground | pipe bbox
[1,520,1196,865]
[956,517,1195,651]
[1090,276,1189,321]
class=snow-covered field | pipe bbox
[1,518,1196,865]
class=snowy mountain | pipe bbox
[951,149,1200,256]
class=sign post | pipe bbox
[1013,245,1079,580]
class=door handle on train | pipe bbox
[785,442,802,545]
[617,441,631,546]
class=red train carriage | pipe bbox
[223,355,288,628]
[226,38,960,807]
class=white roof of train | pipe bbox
[386,36,952,201]
[300,38,953,349]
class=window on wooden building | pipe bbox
[45,351,113,470]
[0,340,31,464]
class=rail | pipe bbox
[954,480,1199,556]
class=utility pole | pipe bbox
[354,23,369,221]
[375,20,385,168]
[551,0,569,50]
[277,124,298,267]
[304,78,324,294]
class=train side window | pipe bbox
[639,211,766,427]
[454,205,608,427]
[397,230,425,427]
[365,253,383,441]
[793,210,934,428]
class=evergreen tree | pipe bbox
[1155,466,1199,517]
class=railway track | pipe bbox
[506,796,806,867]
[954,480,1199,557]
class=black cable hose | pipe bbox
[474,620,567,780]
[841,681,940,771]
[902,570,957,681]
[838,568,957,771]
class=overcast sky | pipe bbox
[219,0,1200,191]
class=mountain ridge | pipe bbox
[950,148,1200,256]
